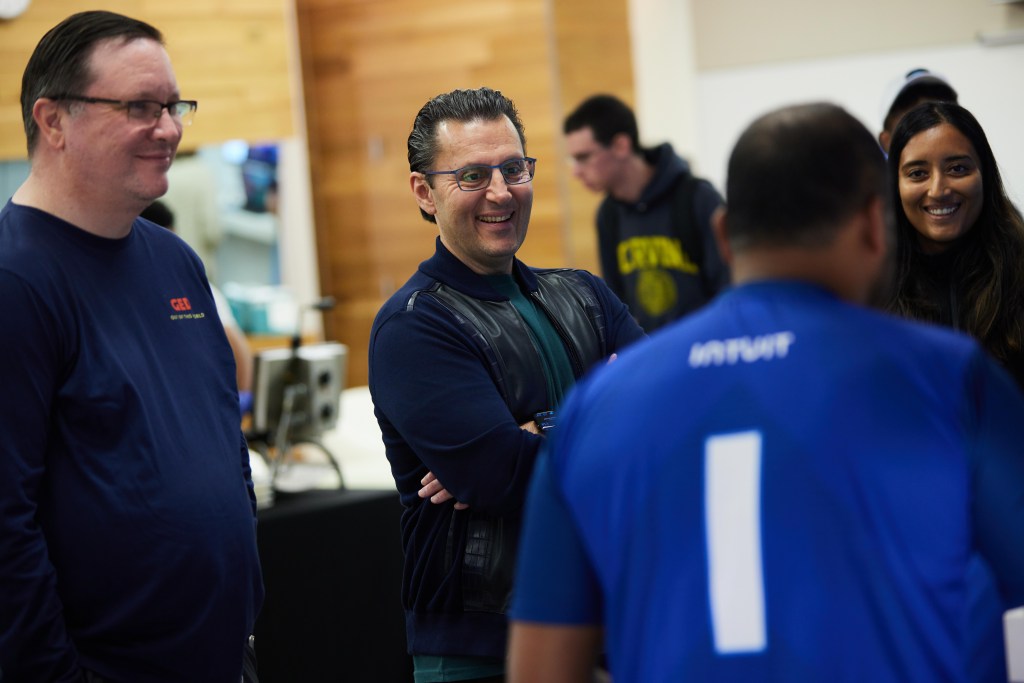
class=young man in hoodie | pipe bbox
[564,94,729,332]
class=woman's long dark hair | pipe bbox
[885,101,1024,365]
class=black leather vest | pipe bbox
[410,268,609,613]
[416,268,609,421]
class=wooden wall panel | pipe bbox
[551,0,635,274]
[2,0,633,388]
[0,0,293,160]
[296,0,633,386]
[296,0,630,385]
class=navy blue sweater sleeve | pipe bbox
[370,294,545,515]
[0,271,82,681]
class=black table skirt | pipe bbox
[254,488,412,682]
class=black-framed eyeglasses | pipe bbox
[56,95,198,127]
[424,157,536,192]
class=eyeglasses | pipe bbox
[57,95,198,127]
[424,157,536,192]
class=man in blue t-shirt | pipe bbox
[508,102,1024,683]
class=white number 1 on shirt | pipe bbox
[705,430,767,654]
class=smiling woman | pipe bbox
[896,122,982,254]
[884,101,1024,389]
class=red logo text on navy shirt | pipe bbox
[169,296,205,321]
[170,297,192,311]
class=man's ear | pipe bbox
[610,132,633,158]
[711,206,733,267]
[33,98,67,151]
[878,130,891,156]
[410,172,437,219]
[861,195,887,257]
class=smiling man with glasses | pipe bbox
[369,87,645,682]
[0,11,262,682]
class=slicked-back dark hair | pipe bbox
[885,101,1024,364]
[725,102,887,250]
[563,94,640,153]
[20,10,163,156]
[408,87,527,223]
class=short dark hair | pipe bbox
[563,94,640,153]
[20,11,163,156]
[725,102,887,250]
[407,87,527,223]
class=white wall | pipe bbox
[275,0,322,337]
[627,5,1024,208]
[277,136,322,336]
[628,0,698,158]
[693,42,1024,206]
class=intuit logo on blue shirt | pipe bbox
[689,331,796,367]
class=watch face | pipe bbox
[0,0,31,20]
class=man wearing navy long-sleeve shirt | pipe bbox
[369,87,643,682]
[0,12,262,682]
